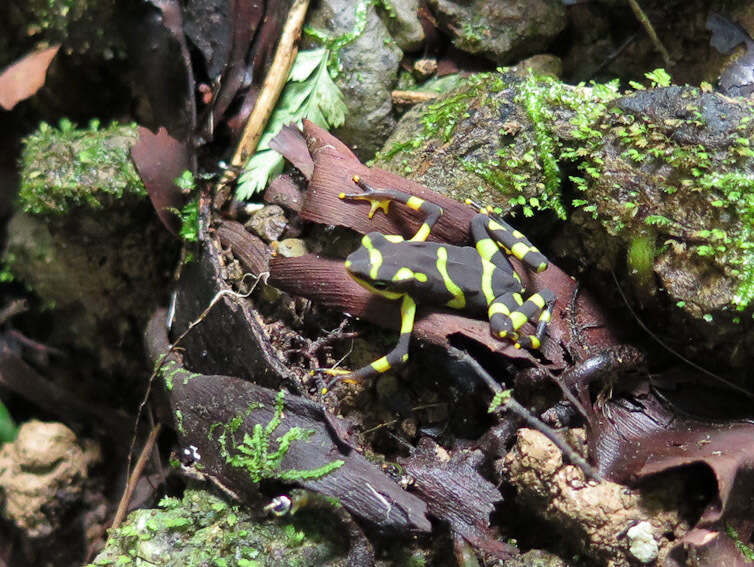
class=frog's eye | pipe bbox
[371,281,389,290]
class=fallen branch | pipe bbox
[218,0,310,195]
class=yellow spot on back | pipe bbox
[414,272,427,282]
[512,293,524,305]
[512,230,524,239]
[436,247,466,309]
[476,238,499,261]
[481,258,496,305]
[384,234,404,243]
[406,196,424,211]
[410,222,431,242]
[393,267,415,281]
[511,241,531,260]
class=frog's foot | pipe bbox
[464,198,495,215]
[315,368,358,393]
[338,176,393,218]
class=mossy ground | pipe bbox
[89,488,349,567]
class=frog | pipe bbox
[326,175,555,385]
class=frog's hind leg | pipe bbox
[488,288,555,349]
[324,294,416,387]
[469,211,548,273]
[341,176,443,242]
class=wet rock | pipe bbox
[503,428,688,567]
[378,0,425,53]
[0,420,100,538]
[245,204,287,242]
[512,54,563,78]
[306,0,402,159]
[426,0,566,64]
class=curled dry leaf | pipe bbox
[0,45,60,111]
[590,383,754,565]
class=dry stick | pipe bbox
[217,0,310,192]
[452,348,602,482]
[111,423,163,530]
[391,90,439,105]
[626,0,672,69]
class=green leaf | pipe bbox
[237,150,285,200]
[0,399,16,443]
[288,47,326,82]
[645,68,672,88]
[237,48,347,199]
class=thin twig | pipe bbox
[218,0,310,191]
[111,423,162,530]
[626,0,672,69]
[610,271,754,400]
[453,348,602,481]
[0,299,27,326]
[116,273,265,529]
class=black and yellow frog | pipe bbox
[326,175,555,384]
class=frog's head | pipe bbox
[345,232,425,300]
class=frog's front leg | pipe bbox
[325,294,416,386]
[340,176,443,242]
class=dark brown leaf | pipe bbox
[216,220,270,275]
[131,126,192,235]
[264,173,304,212]
[0,45,60,111]
[590,385,754,565]
[269,124,313,179]
[401,438,517,560]
[123,0,196,141]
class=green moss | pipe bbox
[211,391,344,483]
[90,488,346,566]
[19,119,145,215]
[304,0,373,77]
[459,73,619,219]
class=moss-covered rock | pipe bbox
[3,119,174,373]
[89,487,349,567]
[374,71,754,364]
[305,0,402,159]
